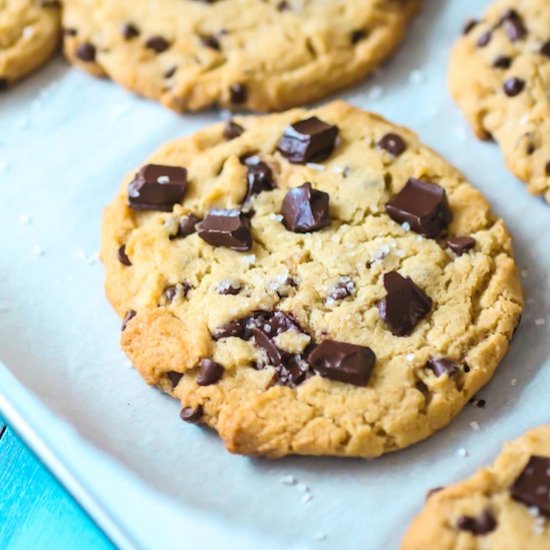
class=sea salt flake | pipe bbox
[510,378,518,386]
[401,222,411,232]
[470,421,481,432]
[534,318,546,326]
[368,85,384,100]
[280,475,296,485]
[458,448,469,458]
[301,493,313,504]
[157,175,170,184]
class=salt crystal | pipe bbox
[458,448,469,458]
[401,222,411,232]
[511,378,518,386]
[534,318,546,326]
[280,475,296,485]
[22,26,35,39]
[301,493,313,504]
[306,162,325,172]
[405,354,415,361]
[470,421,481,432]
[368,85,384,100]
[157,175,170,184]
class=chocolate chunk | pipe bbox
[328,276,355,302]
[282,182,330,233]
[180,405,203,423]
[212,320,244,340]
[351,29,366,44]
[117,244,132,266]
[164,284,181,303]
[122,23,140,40]
[76,43,96,62]
[229,83,247,104]
[378,133,407,156]
[128,164,187,212]
[308,340,376,386]
[457,509,497,535]
[200,34,221,50]
[386,178,452,238]
[510,456,550,516]
[196,358,224,386]
[121,310,136,331]
[146,36,170,53]
[463,19,479,35]
[196,209,252,251]
[378,271,432,336]
[477,31,492,47]
[223,120,244,140]
[277,117,339,164]
[0,77,8,91]
[426,358,459,378]
[541,41,550,57]
[447,236,476,256]
[492,55,512,69]
[171,213,201,239]
[500,9,527,41]
[217,279,242,295]
[243,158,274,202]
[167,371,183,388]
[503,77,525,97]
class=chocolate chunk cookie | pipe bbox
[62,0,419,112]
[101,101,523,458]
[449,0,550,203]
[0,0,61,89]
[402,425,550,549]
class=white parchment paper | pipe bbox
[1,1,549,548]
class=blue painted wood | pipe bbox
[0,418,114,549]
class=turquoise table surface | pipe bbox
[0,418,115,550]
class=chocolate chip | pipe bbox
[164,66,177,79]
[229,83,247,104]
[167,371,183,388]
[541,41,550,57]
[510,456,550,516]
[217,279,242,295]
[282,182,330,233]
[477,31,492,47]
[463,19,479,35]
[212,320,244,340]
[426,358,459,378]
[447,236,476,256]
[328,276,355,302]
[351,29,366,44]
[223,120,244,140]
[180,405,203,423]
[76,43,96,62]
[164,285,178,303]
[171,213,201,239]
[128,164,187,212]
[378,133,407,156]
[492,55,512,69]
[503,77,525,97]
[146,36,170,53]
[121,310,136,331]
[386,178,452,238]
[196,358,224,386]
[378,271,432,336]
[117,244,132,266]
[308,340,375,386]
[277,0,289,10]
[196,209,252,251]
[122,23,140,40]
[500,9,527,41]
[546,161,550,177]
[243,158,275,202]
[457,509,497,535]
[426,487,444,499]
[277,117,339,164]
[0,78,8,91]
[200,34,221,50]
[63,28,77,36]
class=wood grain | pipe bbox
[0,418,113,549]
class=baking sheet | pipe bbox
[1,1,549,548]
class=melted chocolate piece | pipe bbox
[457,509,497,535]
[200,34,221,50]
[180,405,203,423]
[146,36,171,53]
[171,213,201,239]
[76,43,96,62]
[229,83,247,104]
[196,209,252,251]
[281,182,330,233]
[223,120,244,140]
[117,244,132,266]
[500,9,527,41]
[503,77,525,97]
[121,310,136,331]
[122,23,140,40]
[378,133,407,156]
[167,371,183,388]
[196,358,224,386]
[463,19,479,35]
[242,157,275,202]
[492,55,512,69]
[447,236,476,256]
[426,358,459,378]
[510,456,550,516]
[212,320,244,340]
[350,29,366,44]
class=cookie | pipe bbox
[449,0,550,203]
[0,0,61,89]
[401,425,550,549]
[62,0,420,113]
[101,101,523,458]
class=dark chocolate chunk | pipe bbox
[282,182,330,233]
[351,29,366,44]
[196,358,224,386]
[180,405,203,423]
[117,244,132,266]
[242,158,274,202]
[212,320,244,340]
[121,310,136,331]
[492,55,512,69]
[463,19,479,35]
[477,31,492,47]
[122,23,140,40]
[0,77,8,91]
[128,164,187,212]
[167,371,183,388]
[328,276,355,302]
[457,509,497,535]
[277,117,339,164]
[503,77,525,97]
[386,178,452,238]
[171,213,201,239]
[426,358,459,378]
[501,9,527,41]
[196,209,252,251]
[229,83,247,104]
[223,120,244,140]
[76,43,96,62]
[378,271,432,336]
[447,236,476,256]
[308,340,376,386]
[378,133,407,156]
[200,34,221,50]
[541,41,550,57]
[510,456,550,516]
[146,36,170,53]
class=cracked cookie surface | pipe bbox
[62,0,419,112]
[0,0,60,88]
[101,101,523,458]
[449,0,550,203]
[401,425,550,550]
